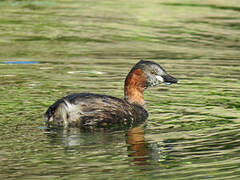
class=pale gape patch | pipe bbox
[156,75,164,83]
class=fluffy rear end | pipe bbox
[45,99,70,127]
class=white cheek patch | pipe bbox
[156,75,164,83]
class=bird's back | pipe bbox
[45,93,148,128]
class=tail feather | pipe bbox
[45,98,64,120]
[45,98,81,127]
[45,98,68,126]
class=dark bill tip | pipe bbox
[163,74,178,84]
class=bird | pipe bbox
[45,60,178,129]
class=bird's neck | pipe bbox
[124,68,147,106]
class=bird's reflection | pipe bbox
[126,125,149,165]
[45,125,169,166]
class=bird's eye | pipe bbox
[151,70,156,75]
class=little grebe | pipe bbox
[45,60,178,128]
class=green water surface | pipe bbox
[0,0,240,179]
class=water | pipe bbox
[1,0,240,179]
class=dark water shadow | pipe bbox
[161,3,240,12]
